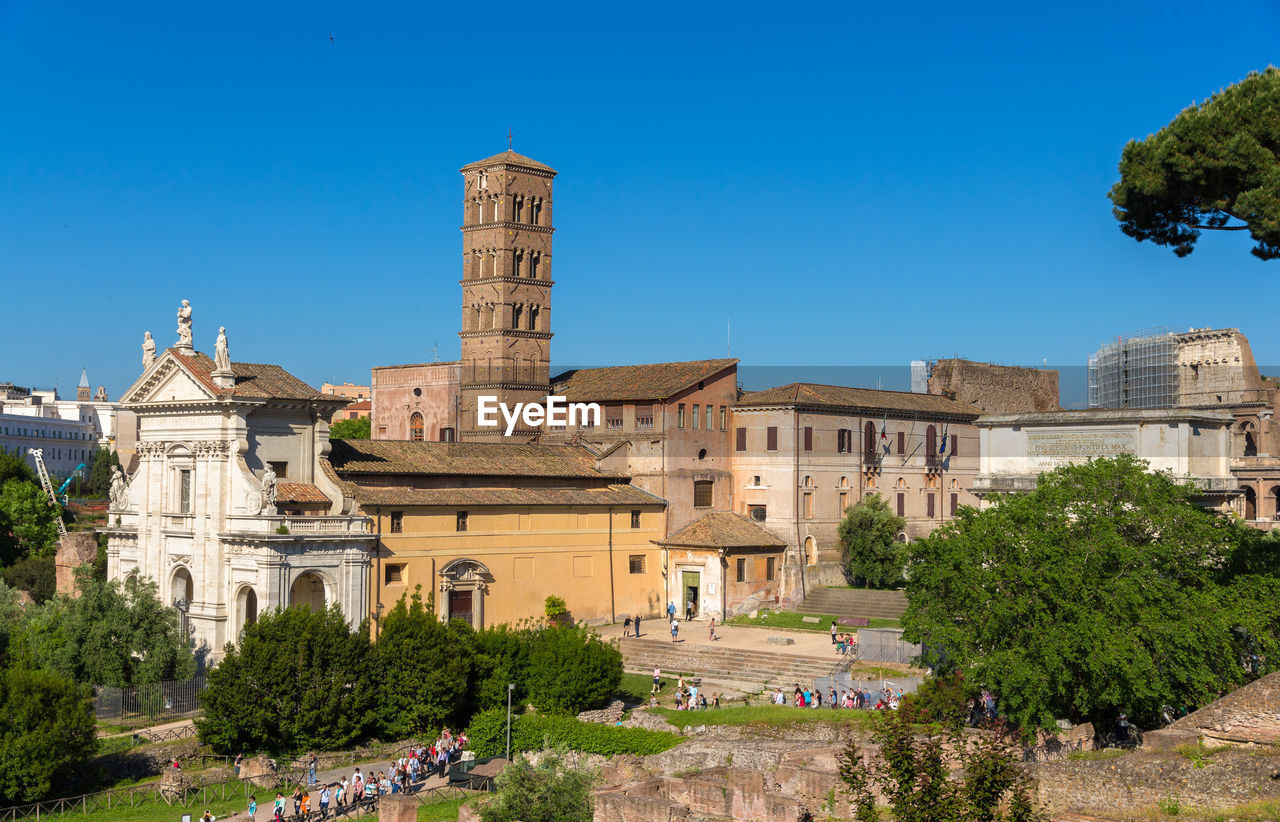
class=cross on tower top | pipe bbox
[507,129,513,150]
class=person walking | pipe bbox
[308,752,318,787]
[652,666,662,694]
[708,617,718,641]
[667,601,676,621]
[685,598,694,621]
[319,785,331,820]
[247,795,256,820]
[830,621,838,644]
[623,616,632,636]
[670,616,679,642]
[633,614,641,637]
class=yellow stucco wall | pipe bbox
[366,505,667,630]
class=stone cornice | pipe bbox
[459,276,556,287]
[459,382,553,391]
[461,222,554,234]
[458,330,553,340]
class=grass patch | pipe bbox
[27,778,257,822]
[723,611,900,631]
[617,672,656,704]
[1176,741,1233,768]
[419,795,479,821]
[1067,748,1128,762]
[650,704,877,730]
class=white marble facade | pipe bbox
[105,310,374,662]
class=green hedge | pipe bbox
[466,708,680,758]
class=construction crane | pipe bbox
[57,463,86,504]
[28,449,68,540]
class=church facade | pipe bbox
[104,304,375,661]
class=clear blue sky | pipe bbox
[3,1,1279,400]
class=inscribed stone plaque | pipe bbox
[1026,428,1137,469]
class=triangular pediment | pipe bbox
[121,354,218,405]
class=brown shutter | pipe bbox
[927,493,935,518]
[951,433,958,456]
[896,492,905,517]
[950,493,958,516]
[736,427,747,451]
[804,426,813,451]
[897,431,905,454]
[767,426,778,451]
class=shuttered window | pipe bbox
[736,427,747,451]
[766,426,778,451]
[927,493,935,518]
[736,558,746,583]
[694,480,713,508]
[897,431,905,455]
[635,405,654,428]
[950,493,958,516]
[803,426,813,451]
[766,557,777,580]
[951,434,959,456]
[896,493,905,517]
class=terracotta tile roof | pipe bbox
[552,359,738,403]
[327,439,624,479]
[345,400,371,412]
[657,512,787,549]
[460,150,556,174]
[275,482,330,504]
[735,382,980,419]
[169,350,330,401]
[349,483,664,508]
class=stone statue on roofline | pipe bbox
[109,465,128,510]
[214,326,232,373]
[142,331,156,370]
[260,465,277,511]
[176,300,193,350]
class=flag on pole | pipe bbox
[939,424,948,455]
[879,415,888,446]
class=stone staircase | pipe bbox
[795,587,907,620]
[618,638,836,689]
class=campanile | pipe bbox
[458,150,556,438]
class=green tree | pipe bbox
[837,492,905,588]
[470,624,531,714]
[374,589,472,738]
[10,571,195,687]
[198,605,375,753]
[0,667,97,803]
[840,710,1043,822]
[1110,67,1280,260]
[478,752,594,822]
[329,417,371,439]
[524,624,621,715]
[902,456,1250,735]
[84,449,119,497]
[0,480,60,562]
[0,452,35,488]
[2,556,55,604]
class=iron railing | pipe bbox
[94,676,207,727]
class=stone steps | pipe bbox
[795,587,907,620]
[619,638,838,687]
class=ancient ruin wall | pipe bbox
[928,359,1059,414]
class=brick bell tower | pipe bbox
[458,149,556,438]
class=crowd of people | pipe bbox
[237,729,470,820]
[770,683,906,710]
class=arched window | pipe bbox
[409,413,424,441]
[896,477,907,489]
[864,421,877,459]
[802,475,812,487]
[804,536,817,566]
[1241,486,1258,520]
[839,476,849,489]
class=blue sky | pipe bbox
[3,1,1279,399]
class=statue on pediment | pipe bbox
[260,465,277,510]
[176,300,193,349]
[214,327,232,373]
[142,332,156,371]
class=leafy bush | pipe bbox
[3,556,55,604]
[329,417,371,439]
[838,493,905,589]
[478,752,594,822]
[198,605,375,754]
[897,670,972,728]
[465,708,680,759]
[0,667,97,802]
[524,624,621,714]
[375,590,472,737]
[470,624,530,714]
[543,595,567,619]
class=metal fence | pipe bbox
[856,628,921,664]
[811,674,921,700]
[93,675,207,727]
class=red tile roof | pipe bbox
[327,439,625,479]
[460,150,556,174]
[276,482,330,504]
[657,512,787,549]
[348,483,663,508]
[169,350,331,402]
[735,382,980,419]
[552,359,738,403]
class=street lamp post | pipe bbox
[506,683,515,760]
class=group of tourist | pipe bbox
[830,622,858,657]
[771,683,905,710]
[240,731,469,820]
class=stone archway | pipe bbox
[236,585,259,629]
[289,571,328,612]
[804,536,817,566]
[1241,486,1258,521]
[439,559,492,628]
[170,566,194,609]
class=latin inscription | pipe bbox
[1026,429,1136,469]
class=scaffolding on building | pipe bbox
[1087,327,1179,409]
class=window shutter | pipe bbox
[736,427,747,451]
[897,431,905,454]
[896,492,905,517]
[804,426,813,451]
[766,426,778,451]
[951,433,958,456]
[950,493,958,516]
[927,493,935,518]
